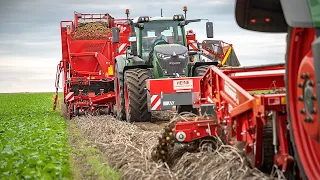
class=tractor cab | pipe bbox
[127,15,214,78]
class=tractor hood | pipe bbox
[154,44,188,56]
[153,44,189,78]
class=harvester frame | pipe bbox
[153,0,319,179]
[53,12,132,118]
[168,64,292,172]
[233,0,319,179]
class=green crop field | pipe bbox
[0,93,71,179]
[0,93,120,180]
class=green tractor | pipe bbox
[112,14,221,122]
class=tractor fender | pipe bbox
[187,61,219,77]
[115,55,153,84]
[123,56,153,73]
[115,55,152,73]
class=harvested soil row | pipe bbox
[73,115,174,180]
[72,114,278,180]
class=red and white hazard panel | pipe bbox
[118,43,127,54]
[150,94,161,110]
[66,92,74,102]
[188,40,198,51]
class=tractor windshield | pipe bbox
[141,20,184,59]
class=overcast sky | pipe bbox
[0,0,286,93]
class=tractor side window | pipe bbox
[177,27,182,36]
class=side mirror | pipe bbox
[206,22,214,38]
[235,0,287,32]
[112,27,119,43]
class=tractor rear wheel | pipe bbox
[115,63,126,120]
[285,27,320,180]
[124,68,151,122]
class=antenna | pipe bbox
[161,8,163,17]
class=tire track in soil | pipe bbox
[71,111,279,180]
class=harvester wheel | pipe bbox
[67,103,73,120]
[115,63,126,120]
[124,68,151,122]
[285,27,320,180]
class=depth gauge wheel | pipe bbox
[124,68,151,122]
[285,27,320,180]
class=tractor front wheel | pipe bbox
[124,68,151,122]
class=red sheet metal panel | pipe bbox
[146,77,202,94]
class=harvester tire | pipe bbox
[259,124,274,174]
[124,68,151,122]
[115,63,126,120]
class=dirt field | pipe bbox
[68,111,285,180]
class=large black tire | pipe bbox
[193,65,210,76]
[114,63,126,120]
[259,125,275,174]
[124,68,151,122]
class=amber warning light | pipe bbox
[183,6,187,11]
